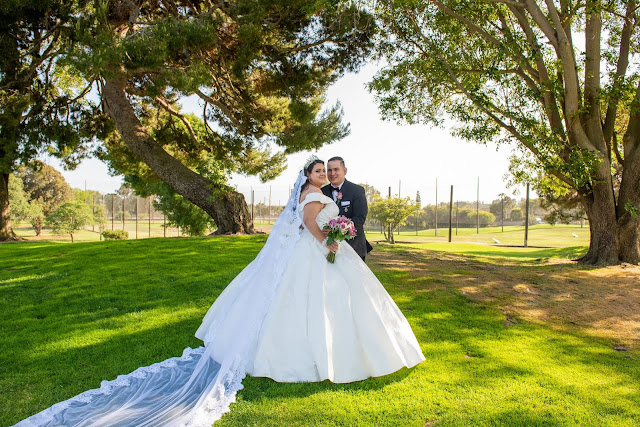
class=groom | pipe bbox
[322,156,373,261]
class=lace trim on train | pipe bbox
[20,347,240,427]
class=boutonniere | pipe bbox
[336,192,343,203]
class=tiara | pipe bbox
[303,154,321,170]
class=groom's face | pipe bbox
[327,160,347,186]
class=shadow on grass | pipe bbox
[0,236,265,425]
[2,237,639,426]
[223,264,639,425]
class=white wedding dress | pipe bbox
[198,192,425,383]
[15,173,424,427]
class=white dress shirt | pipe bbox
[331,181,345,202]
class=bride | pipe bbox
[16,157,425,426]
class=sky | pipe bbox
[47,62,526,207]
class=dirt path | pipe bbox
[369,246,640,357]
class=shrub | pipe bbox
[102,229,129,240]
[511,208,523,221]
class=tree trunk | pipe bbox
[101,77,253,234]
[0,171,17,241]
[579,169,620,265]
[616,147,640,264]
[618,216,640,264]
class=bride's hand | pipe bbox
[327,241,339,253]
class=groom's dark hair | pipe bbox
[328,156,345,167]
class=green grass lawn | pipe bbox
[1,236,638,426]
[12,220,184,242]
[367,223,590,247]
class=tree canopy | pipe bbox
[0,0,104,239]
[1,0,375,238]
[371,0,640,265]
[369,195,415,243]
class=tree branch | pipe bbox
[440,51,576,188]
[154,96,199,145]
[583,0,606,152]
[479,0,525,6]
[264,34,337,54]
[612,131,624,166]
[509,4,565,137]
[195,89,249,134]
[603,0,635,144]
[429,0,539,82]
[524,0,598,153]
[522,0,559,50]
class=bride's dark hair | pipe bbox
[300,159,324,193]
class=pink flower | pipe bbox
[337,192,343,200]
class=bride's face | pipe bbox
[306,163,327,188]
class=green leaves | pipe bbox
[369,195,416,243]
[370,0,640,240]
[45,200,93,241]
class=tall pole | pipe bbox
[501,196,504,232]
[435,178,438,236]
[524,182,530,247]
[268,185,272,224]
[135,197,138,239]
[251,189,255,222]
[476,177,480,234]
[91,194,95,232]
[456,200,459,235]
[388,186,391,240]
[99,196,103,241]
[448,185,453,242]
[397,180,401,235]
[148,198,151,238]
[111,196,114,231]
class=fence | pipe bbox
[59,179,586,241]
[79,193,183,239]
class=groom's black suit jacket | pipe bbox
[322,180,373,260]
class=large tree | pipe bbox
[84,0,374,234]
[0,0,105,240]
[2,1,374,238]
[16,162,74,216]
[372,0,640,265]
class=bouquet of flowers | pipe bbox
[323,216,357,263]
